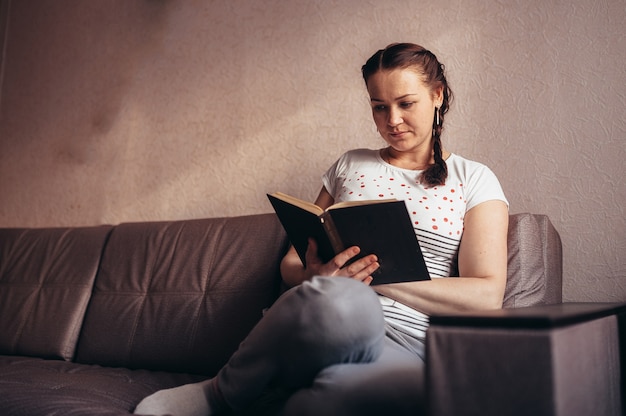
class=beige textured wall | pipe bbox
[0,0,624,302]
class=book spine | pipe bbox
[321,212,345,254]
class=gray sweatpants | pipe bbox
[216,276,425,415]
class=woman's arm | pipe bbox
[374,199,509,314]
[280,187,380,288]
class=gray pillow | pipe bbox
[503,213,546,308]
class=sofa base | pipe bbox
[0,355,288,415]
[0,355,205,415]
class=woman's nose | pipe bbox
[387,107,402,126]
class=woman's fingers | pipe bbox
[305,240,379,283]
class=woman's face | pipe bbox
[366,68,442,154]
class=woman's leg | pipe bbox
[282,336,425,416]
[134,276,385,415]
[218,276,386,406]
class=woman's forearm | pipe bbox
[375,275,506,315]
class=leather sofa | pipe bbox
[0,213,623,415]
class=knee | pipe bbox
[273,276,385,360]
[299,276,384,341]
[300,276,380,311]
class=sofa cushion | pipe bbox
[75,214,288,375]
[0,355,204,415]
[503,213,547,308]
[0,226,113,361]
[535,214,563,305]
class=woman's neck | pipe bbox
[381,146,449,170]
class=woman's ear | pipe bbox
[433,86,444,106]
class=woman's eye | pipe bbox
[400,102,414,108]
[373,105,387,112]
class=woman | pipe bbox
[134,42,509,416]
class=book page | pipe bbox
[268,192,324,215]
[328,199,397,210]
[269,191,397,214]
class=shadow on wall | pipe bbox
[0,0,10,109]
[0,1,179,225]
[2,1,172,160]
[0,0,351,224]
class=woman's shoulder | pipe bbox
[447,153,488,169]
[446,153,498,178]
[446,153,508,208]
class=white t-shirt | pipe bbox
[322,148,508,340]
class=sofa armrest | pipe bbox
[425,303,626,416]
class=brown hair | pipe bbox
[362,43,453,186]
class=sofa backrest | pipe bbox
[0,212,562,372]
[0,226,113,361]
[74,214,289,375]
[504,213,563,308]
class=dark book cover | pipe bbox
[267,193,430,285]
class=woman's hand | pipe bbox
[280,186,379,287]
[280,239,380,287]
[304,238,379,285]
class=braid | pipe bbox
[421,110,448,186]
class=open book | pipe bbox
[267,192,430,285]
